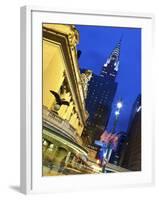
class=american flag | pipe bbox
[100,130,120,150]
[100,130,110,144]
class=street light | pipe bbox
[115,110,120,116]
[113,100,122,131]
[107,100,123,161]
[101,100,123,173]
[117,101,123,109]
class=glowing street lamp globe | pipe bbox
[115,110,120,116]
[117,101,123,109]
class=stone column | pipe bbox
[64,152,71,166]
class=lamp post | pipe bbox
[112,100,123,134]
[102,100,123,173]
[109,100,123,159]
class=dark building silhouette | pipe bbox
[109,132,128,165]
[121,95,141,171]
[85,74,117,142]
[83,40,121,144]
[127,94,141,131]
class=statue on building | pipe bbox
[80,70,93,99]
[50,90,70,112]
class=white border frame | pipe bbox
[20,6,154,194]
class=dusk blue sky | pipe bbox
[75,25,141,133]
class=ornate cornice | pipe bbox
[43,25,87,125]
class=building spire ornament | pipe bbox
[100,37,122,80]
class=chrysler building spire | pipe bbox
[100,38,122,80]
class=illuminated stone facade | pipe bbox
[42,24,92,175]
